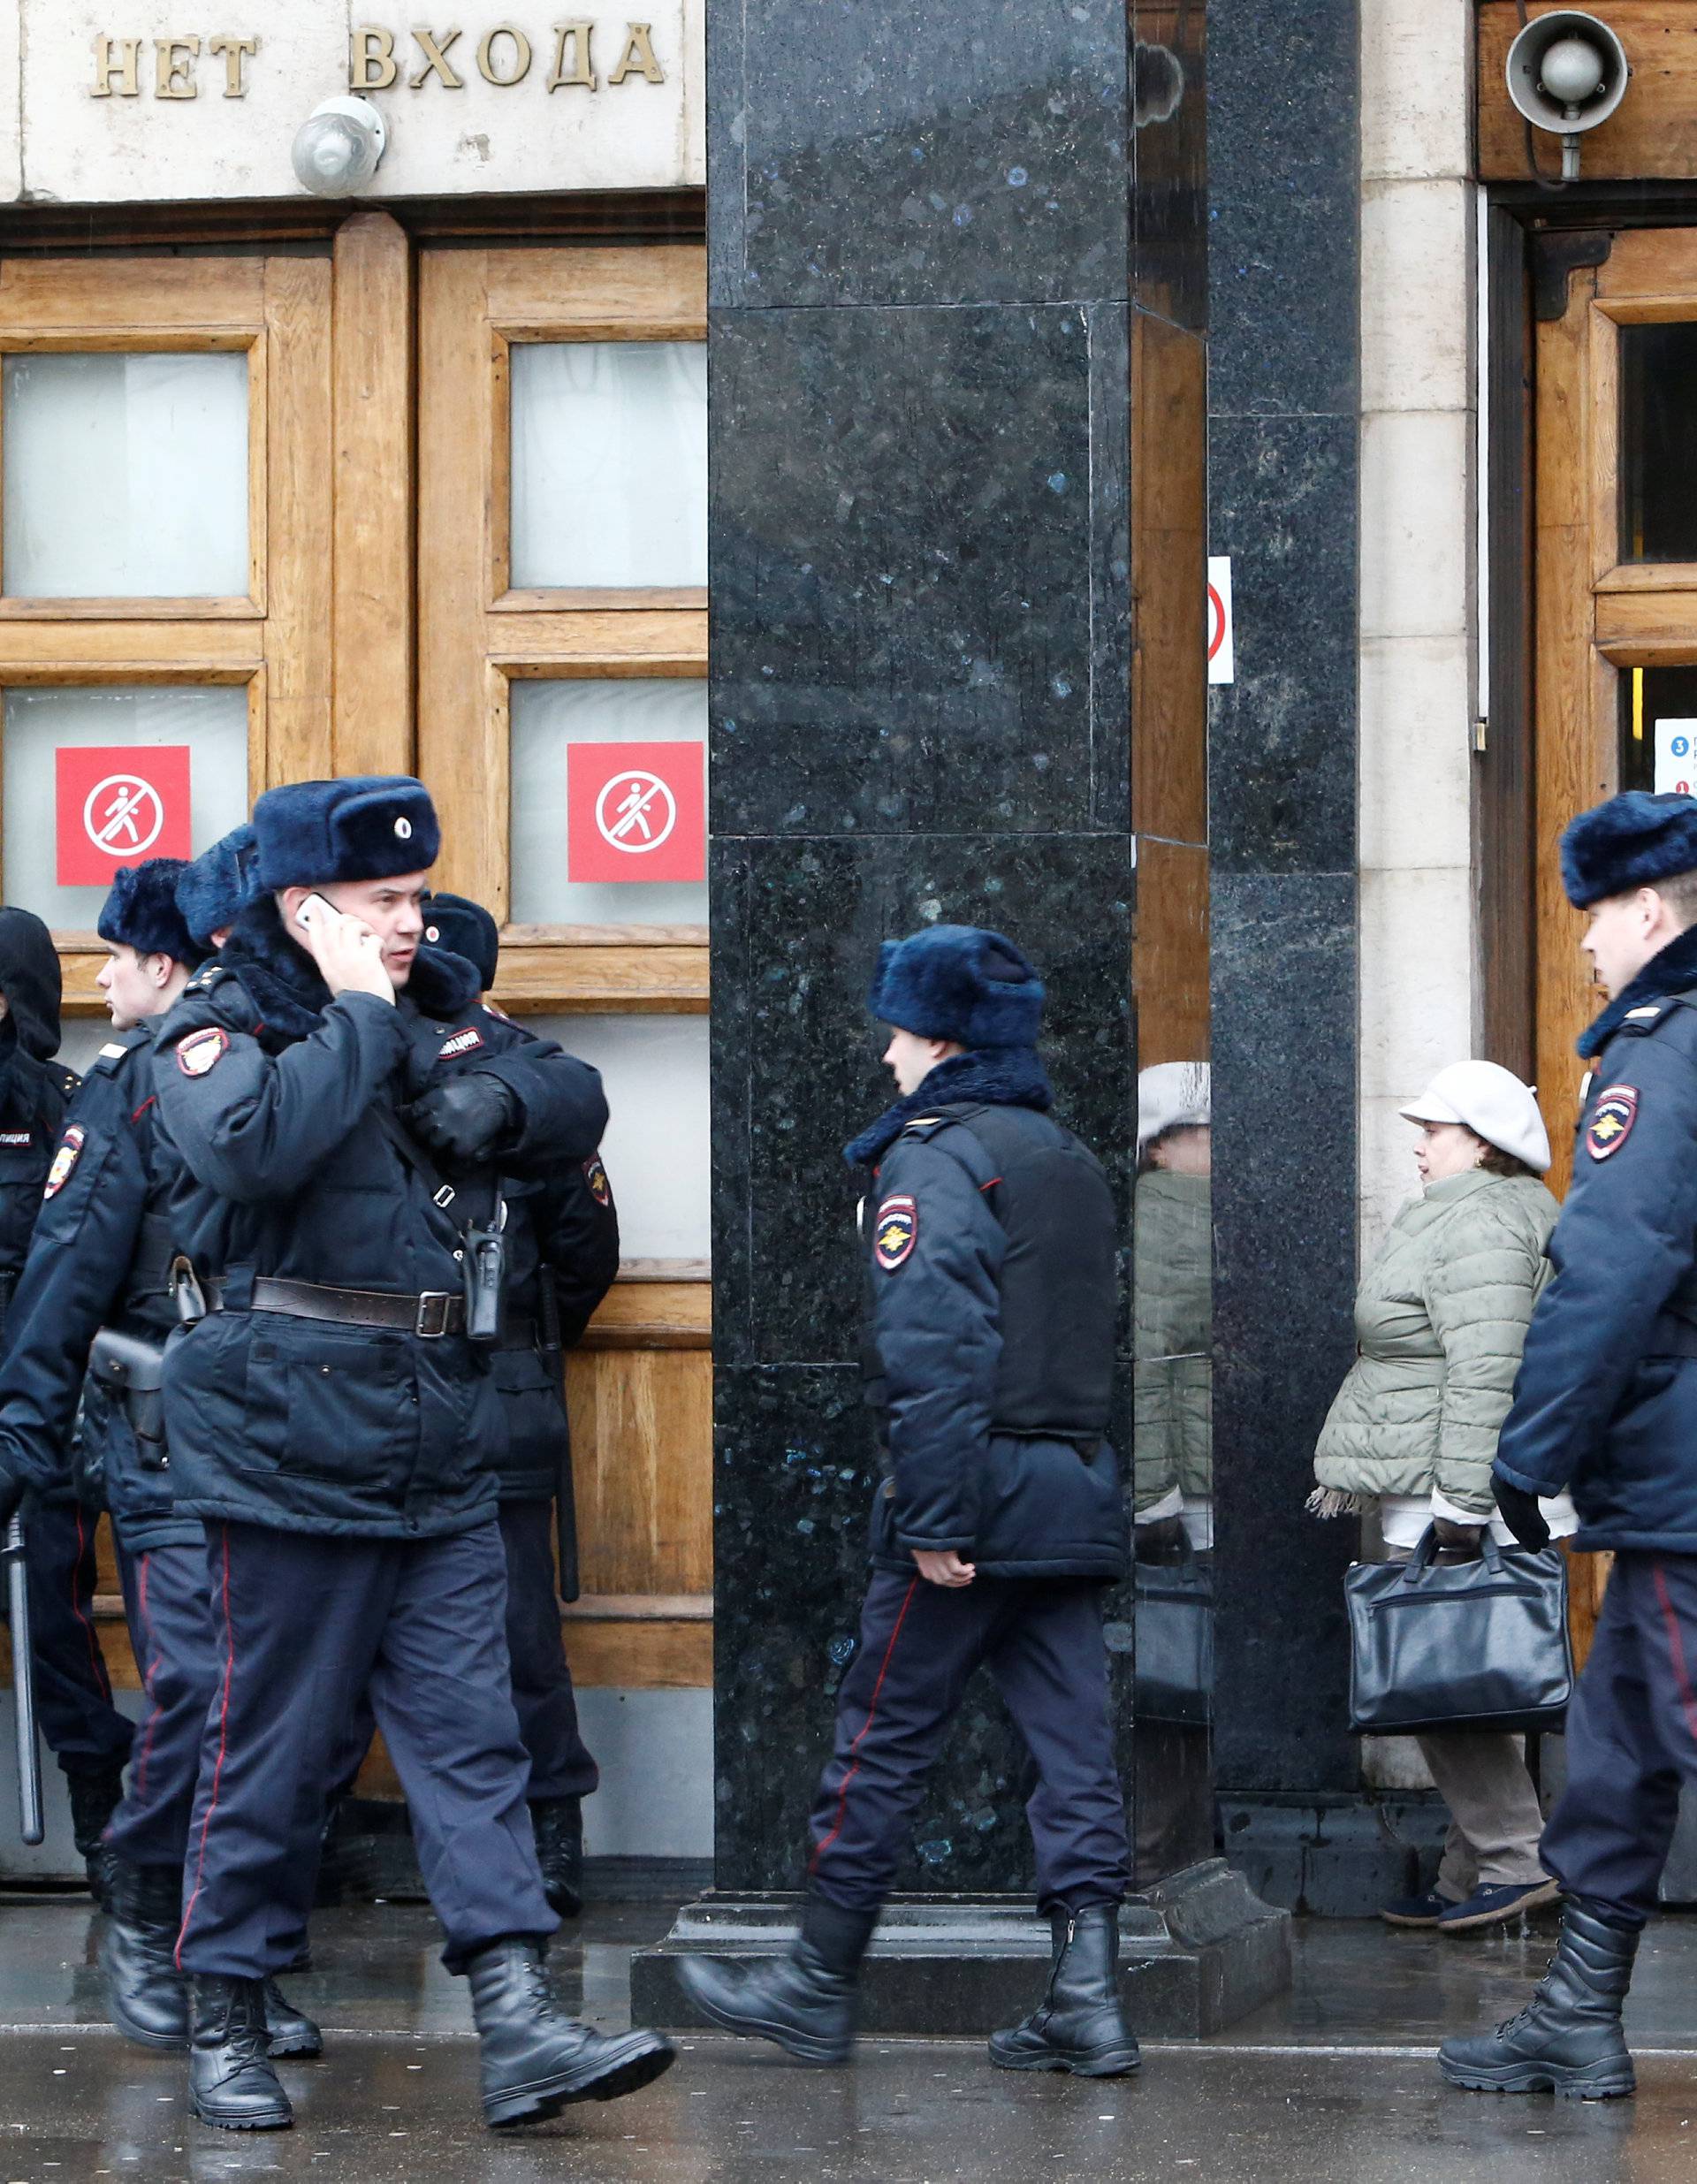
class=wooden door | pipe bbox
[416,242,712,1705]
[1531,226,1697,1658]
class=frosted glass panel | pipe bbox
[529,1012,709,1263]
[510,678,707,926]
[4,686,249,929]
[510,341,706,590]
[4,353,249,598]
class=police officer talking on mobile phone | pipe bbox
[147,776,673,2134]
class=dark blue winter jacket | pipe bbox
[850,1051,1126,1582]
[1495,924,1697,1551]
[0,1024,200,1549]
[148,898,607,1541]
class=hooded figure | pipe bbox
[0,906,74,1280]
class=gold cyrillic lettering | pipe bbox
[207,34,258,98]
[155,35,201,99]
[410,27,465,89]
[89,34,141,98]
[349,26,399,90]
[546,20,596,88]
[608,21,664,84]
[476,24,531,84]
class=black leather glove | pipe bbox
[1135,1514,1187,1562]
[1432,1517,1484,1558]
[406,1074,519,1166]
[1493,1479,1551,1553]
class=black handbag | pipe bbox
[1345,1526,1572,1736]
[1133,1537,1214,1727]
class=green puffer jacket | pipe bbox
[1133,1169,1212,1513]
[1313,1168,1559,1518]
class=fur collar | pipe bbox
[216,896,481,1044]
[1578,921,1697,1059]
[843,1046,1054,1169]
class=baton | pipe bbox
[4,1511,43,1845]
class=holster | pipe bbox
[88,1327,168,1462]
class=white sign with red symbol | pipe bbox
[56,745,192,886]
[1655,719,1697,797]
[567,741,705,885]
[1207,555,1234,686]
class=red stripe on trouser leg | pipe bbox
[176,1526,235,1968]
[809,1577,921,1878]
[72,1505,115,1701]
[1653,1562,1697,1748]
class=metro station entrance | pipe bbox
[0,209,712,1864]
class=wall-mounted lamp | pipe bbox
[1505,11,1629,180]
[291,95,388,197]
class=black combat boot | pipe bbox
[64,1763,126,1911]
[1439,1900,1639,2099]
[102,1861,188,2049]
[674,1893,877,2066]
[263,1978,323,2060]
[187,1975,293,2131]
[466,1937,675,2127]
[529,1798,585,1919]
[989,1904,1141,2077]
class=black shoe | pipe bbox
[187,1976,293,2131]
[529,1798,585,1920]
[674,1895,876,2066]
[64,1763,126,1911]
[263,1978,323,2059]
[989,1904,1141,2077]
[1439,1901,1639,2099]
[102,1861,187,2051]
[467,1937,675,2128]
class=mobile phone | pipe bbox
[295,892,336,934]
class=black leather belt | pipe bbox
[208,1275,467,1339]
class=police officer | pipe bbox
[679,925,1136,2075]
[0,902,132,1902]
[1441,792,1697,2102]
[149,777,673,2132]
[0,856,319,2060]
[422,891,615,1916]
[315,892,617,1917]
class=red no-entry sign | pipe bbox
[567,742,705,885]
[56,746,192,886]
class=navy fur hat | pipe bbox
[252,775,440,892]
[98,859,207,966]
[1561,791,1697,909]
[423,892,498,993]
[867,924,1044,1047]
[176,823,257,949]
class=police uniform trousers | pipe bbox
[319,1500,597,1807]
[807,1569,1130,1914]
[498,1499,598,1802]
[1541,1549,1697,1929]
[108,1538,217,1871]
[175,1519,558,1979]
[15,1495,133,1780]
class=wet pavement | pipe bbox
[7,1891,1697,2180]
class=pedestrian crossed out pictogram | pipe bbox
[55,745,193,886]
[567,741,704,885]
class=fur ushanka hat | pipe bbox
[866,924,1044,1048]
[1561,790,1697,909]
[252,776,440,893]
[98,858,206,966]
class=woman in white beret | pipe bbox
[1313,1061,1574,1934]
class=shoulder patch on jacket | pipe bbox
[583,1155,613,1208]
[874,1193,918,1270]
[176,1026,229,1078]
[439,1026,485,1061]
[43,1123,85,1199]
[1587,1084,1640,1161]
